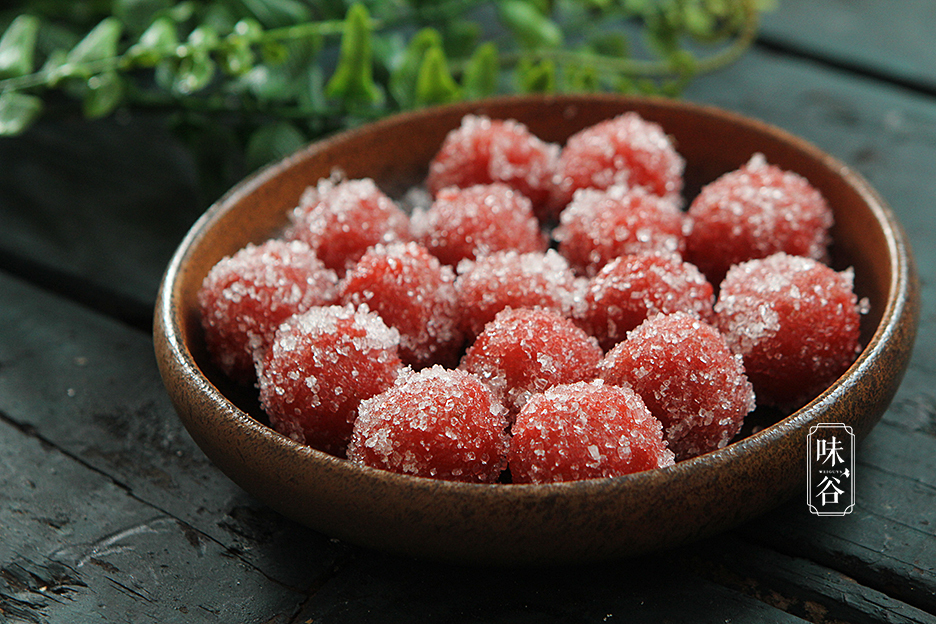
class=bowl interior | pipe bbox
[156,94,916,564]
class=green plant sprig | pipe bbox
[0,0,771,185]
[500,0,762,96]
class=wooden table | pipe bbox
[2,2,934,622]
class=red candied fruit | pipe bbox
[339,242,464,368]
[286,177,411,276]
[599,312,755,460]
[508,379,675,484]
[198,239,339,384]
[412,183,548,266]
[554,184,686,276]
[550,111,685,210]
[347,366,510,483]
[459,307,603,415]
[714,252,863,410]
[576,251,714,351]
[685,153,834,284]
[426,115,561,220]
[256,304,402,456]
[455,249,583,340]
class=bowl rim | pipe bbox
[154,93,919,557]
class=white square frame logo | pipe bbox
[807,423,856,516]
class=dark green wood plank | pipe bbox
[0,114,205,325]
[0,418,306,623]
[691,536,936,624]
[759,0,936,92]
[684,43,936,618]
[293,548,809,624]
[732,418,936,614]
[0,269,345,592]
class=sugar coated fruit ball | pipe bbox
[575,251,714,351]
[599,312,755,460]
[339,242,463,368]
[685,153,834,284]
[455,249,583,340]
[426,114,560,219]
[412,183,548,266]
[554,184,686,276]
[714,252,863,410]
[256,304,402,456]
[508,380,675,484]
[550,112,685,210]
[286,177,411,275]
[198,239,339,384]
[348,366,510,482]
[459,307,603,415]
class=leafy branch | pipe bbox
[0,0,772,185]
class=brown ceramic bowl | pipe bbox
[154,94,919,565]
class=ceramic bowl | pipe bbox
[154,94,919,565]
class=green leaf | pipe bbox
[498,1,563,49]
[125,17,178,67]
[517,57,556,93]
[165,25,220,94]
[440,19,480,59]
[260,40,290,65]
[83,71,124,118]
[613,75,637,94]
[564,63,599,92]
[219,40,255,76]
[233,18,264,43]
[703,0,729,17]
[199,2,238,34]
[187,25,220,54]
[238,0,312,29]
[67,17,123,67]
[587,31,629,59]
[526,0,552,14]
[683,0,716,39]
[623,0,651,14]
[164,1,197,23]
[246,120,307,170]
[237,33,319,104]
[388,27,442,108]
[644,9,679,58]
[273,36,323,94]
[240,62,294,102]
[0,14,40,79]
[667,49,697,78]
[114,0,174,36]
[635,77,660,94]
[39,50,72,87]
[461,42,499,99]
[324,3,383,106]
[414,45,460,107]
[173,50,216,94]
[0,90,42,136]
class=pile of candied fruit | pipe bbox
[198,111,866,484]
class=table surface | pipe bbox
[2,2,935,622]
